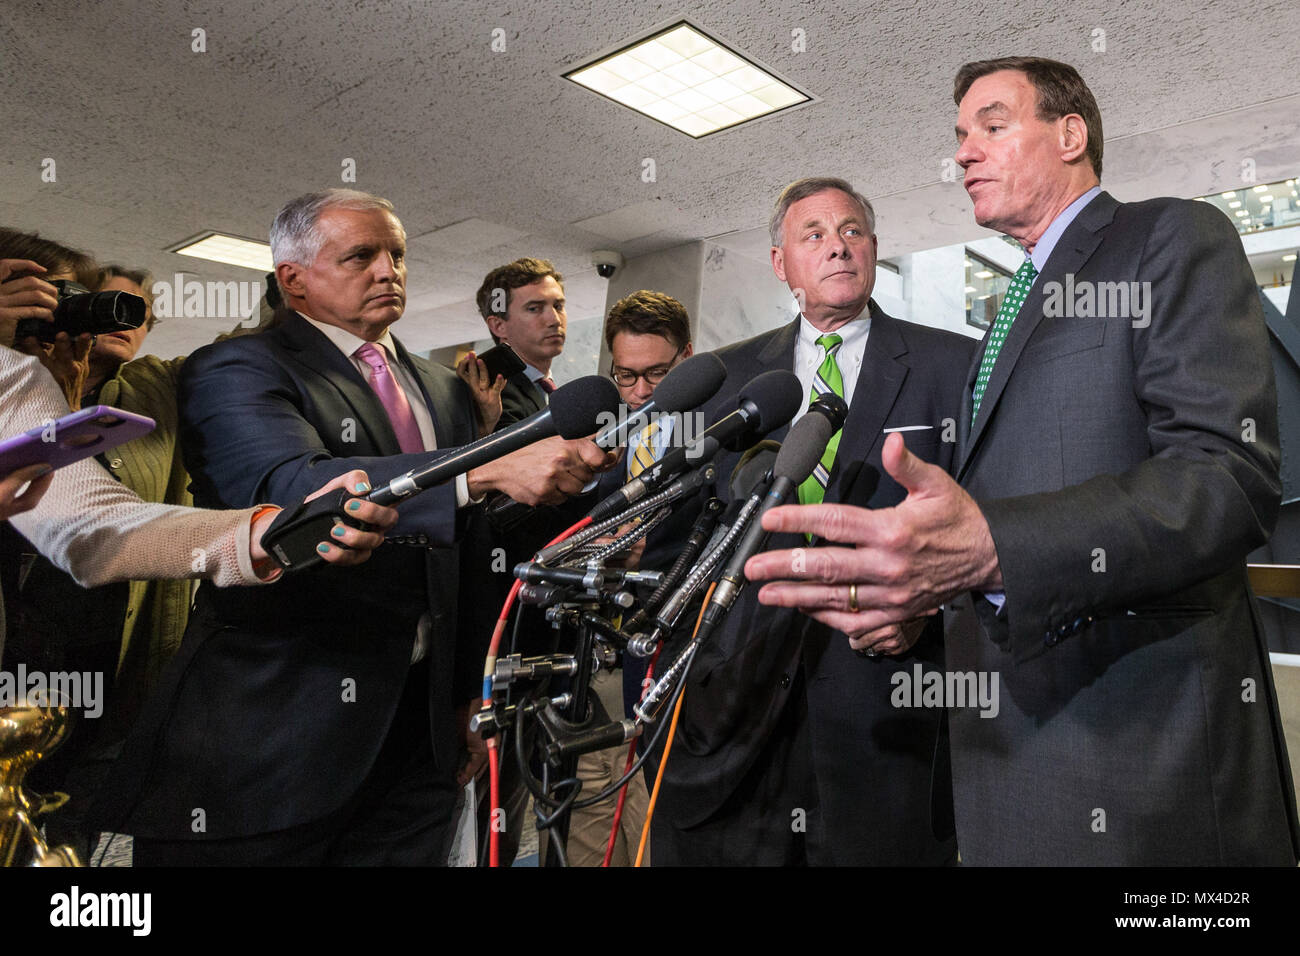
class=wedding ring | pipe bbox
[848,583,859,613]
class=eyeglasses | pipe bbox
[610,348,683,388]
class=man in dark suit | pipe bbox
[93,189,610,865]
[467,257,568,426]
[651,178,973,865]
[746,59,1300,865]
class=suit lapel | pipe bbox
[957,192,1118,481]
[276,312,401,455]
[826,302,907,506]
[512,371,546,416]
[753,318,800,444]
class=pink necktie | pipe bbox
[355,342,425,454]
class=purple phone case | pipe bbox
[0,405,156,475]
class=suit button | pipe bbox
[418,535,428,545]
[780,673,791,689]
[109,457,123,469]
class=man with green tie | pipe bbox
[650,177,974,866]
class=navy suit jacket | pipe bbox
[94,311,481,839]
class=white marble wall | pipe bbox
[900,245,976,339]
[696,242,793,350]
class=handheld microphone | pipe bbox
[591,351,726,447]
[584,369,802,525]
[367,374,620,506]
[624,445,779,658]
[262,375,620,570]
[634,395,849,720]
[704,392,849,620]
[485,353,726,529]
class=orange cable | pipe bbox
[634,581,715,867]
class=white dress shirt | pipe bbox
[791,305,872,421]
[298,313,472,508]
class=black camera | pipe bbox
[14,279,146,343]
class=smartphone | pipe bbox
[0,405,156,476]
[477,343,526,382]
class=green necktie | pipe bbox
[797,333,844,506]
[971,257,1038,426]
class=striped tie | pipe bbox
[797,333,844,506]
[628,419,660,478]
[971,257,1037,426]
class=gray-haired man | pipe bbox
[94,189,613,865]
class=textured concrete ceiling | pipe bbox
[3,0,1299,357]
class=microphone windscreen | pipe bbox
[651,352,726,413]
[728,439,781,499]
[738,370,803,434]
[549,375,622,439]
[774,408,836,483]
[807,392,849,434]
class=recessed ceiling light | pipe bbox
[974,270,994,279]
[565,21,812,138]
[1221,191,1237,198]
[1284,254,1297,262]
[1235,210,1248,216]
[1253,185,1269,193]
[1229,201,1242,208]
[964,285,977,294]
[1259,195,1274,203]
[169,232,273,272]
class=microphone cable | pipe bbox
[634,581,715,867]
[483,512,593,867]
[601,638,666,867]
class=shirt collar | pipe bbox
[798,300,872,350]
[522,363,549,384]
[297,311,400,362]
[1029,185,1102,273]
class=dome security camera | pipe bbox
[592,250,624,279]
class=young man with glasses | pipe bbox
[606,290,694,480]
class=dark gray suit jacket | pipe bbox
[656,303,974,864]
[947,191,1300,864]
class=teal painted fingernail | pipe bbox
[348,500,362,512]
[354,482,370,493]
[317,543,330,553]
[332,526,346,538]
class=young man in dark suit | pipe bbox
[463,257,568,428]
[93,190,611,865]
[747,60,1300,865]
[651,178,974,865]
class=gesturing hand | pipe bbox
[743,432,1001,638]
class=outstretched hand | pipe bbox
[743,432,1001,640]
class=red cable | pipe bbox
[484,515,593,867]
[601,643,663,867]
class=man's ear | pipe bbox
[771,246,787,283]
[1059,113,1089,165]
[682,342,694,359]
[485,314,509,343]
[276,262,305,300]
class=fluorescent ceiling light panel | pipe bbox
[566,22,811,138]
[171,232,273,272]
